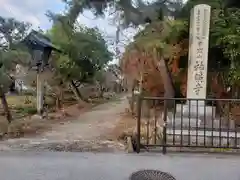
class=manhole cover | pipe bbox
[129,170,176,180]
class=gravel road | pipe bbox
[0,95,128,152]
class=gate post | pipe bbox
[136,94,142,153]
[162,99,168,154]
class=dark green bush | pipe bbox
[15,106,37,115]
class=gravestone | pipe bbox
[168,4,216,128]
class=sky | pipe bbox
[0,0,138,63]
[0,0,187,63]
[0,0,64,29]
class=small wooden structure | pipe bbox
[22,30,60,115]
[22,30,60,71]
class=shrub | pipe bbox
[15,106,37,115]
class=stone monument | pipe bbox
[169,4,216,128]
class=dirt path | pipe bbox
[0,95,129,152]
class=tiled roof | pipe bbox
[23,30,60,52]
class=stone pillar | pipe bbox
[187,4,211,103]
[183,4,214,118]
[171,4,216,128]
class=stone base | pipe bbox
[167,112,236,130]
[167,116,201,128]
[166,128,240,147]
[176,104,216,119]
[167,103,216,129]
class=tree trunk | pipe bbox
[67,2,83,27]
[158,58,175,97]
[160,58,175,107]
[130,83,135,115]
[155,52,175,108]
[99,85,104,98]
[70,80,87,103]
[130,79,138,115]
[96,81,104,98]
[56,86,63,110]
[56,97,61,110]
[0,88,12,123]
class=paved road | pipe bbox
[0,152,240,180]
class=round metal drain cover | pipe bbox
[129,170,176,180]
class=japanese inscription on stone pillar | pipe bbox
[186,4,211,99]
[193,8,204,96]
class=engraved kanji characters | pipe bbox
[194,82,203,95]
[194,36,204,96]
[194,71,204,81]
[194,61,204,71]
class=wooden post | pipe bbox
[136,93,142,153]
[139,72,143,94]
[0,87,12,123]
[36,71,43,115]
[136,72,143,153]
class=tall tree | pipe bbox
[0,17,31,50]
[0,16,31,122]
[177,0,224,18]
[46,0,184,101]
[49,0,183,28]
[48,22,112,102]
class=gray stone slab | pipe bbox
[167,129,240,138]
[168,116,201,128]
[166,129,240,147]
[167,112,236,130]
[176,104,216,119]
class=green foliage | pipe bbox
[211,8,240,59]
[124,20,179,61]
[178,0,224,19]
[0,16,31,50]
[94,69,106,84]
[165,20,188,43]
[171,0,240,85]
[210,8,240,84]
[1,50,31,68]
[54,0,183,28]
[122,0,240,88]
[56,55,81,80]
[0,16,31,93]
[0,66,11,93]
[48,21,112,83]
[73,24,112,69]
[15,106,37,115]
[0,49,31,93]
[225,0,240,8]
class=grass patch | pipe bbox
[15,106,37,115]
[2,95,56,118]
[6,95,36,107]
